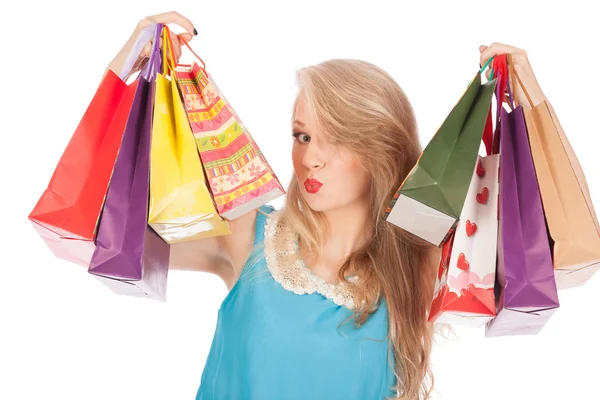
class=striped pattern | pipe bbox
[175,61,284,217]
[186,99,226,122]
[202,145,257,177]
[196,120,245,152]
[214,172,278,208]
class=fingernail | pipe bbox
[193,28,198,36]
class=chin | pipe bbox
[301,193,325,212]
[301,192,337,213]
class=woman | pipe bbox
[106,11,558,400]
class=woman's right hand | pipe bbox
[106,11,197,80]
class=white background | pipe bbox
[1,0,599,399]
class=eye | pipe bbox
[292,132,311,144]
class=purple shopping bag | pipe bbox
[485,60,559,337]
[88,23,170,301]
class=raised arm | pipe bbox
[169,210,259,290]
[102,12,264,290]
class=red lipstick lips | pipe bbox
[304,178,323,194]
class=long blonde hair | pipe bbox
[284,59,437,399]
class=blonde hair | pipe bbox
[284,59,438,399]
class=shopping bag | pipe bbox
[428,79,500,327]
[174,44,285,220]
[485,58,559,337]
[147,26,231,243]
[27,25,157,267]
[428,154,499,327]
[386,60,498,247]
[508,58,600,290]
[88,24,170,301]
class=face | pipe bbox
[292,95,371,212]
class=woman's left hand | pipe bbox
[479,42,547,108]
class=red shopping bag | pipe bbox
[28,28,156,267]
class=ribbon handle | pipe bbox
[118,24,155,81]
[176,35,209,78]
[118,23,163,81]
[486,54,517,155]
[162,25,177,76]
[140,23,163,80]
[479,55,497,156]
[506,54,535,109]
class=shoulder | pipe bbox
[257,204,278,219]
[220,204,279,289]
[259,206,289,245]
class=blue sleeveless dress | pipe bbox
[196,205,397,400]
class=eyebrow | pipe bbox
[293,120,305,127]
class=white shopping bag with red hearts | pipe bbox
[428,153,499,328]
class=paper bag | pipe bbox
[88,24,170,301]
[509,59,600,290]
[428,152,499,327]
[148,27,231,243]
[386,62,497,246]
[27,26,157,266]
[174,50,285,220]
[485,60,559,336]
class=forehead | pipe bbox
[293,95,312,128]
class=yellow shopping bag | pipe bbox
[148,27,231,243]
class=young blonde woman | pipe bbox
[106,11,558,400]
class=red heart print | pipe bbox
[458,253,470,271]
[476,159,485,177]
[476,187,489,204]
[460,287,475,299]
[465,220,477,237]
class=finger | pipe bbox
[177,32,194,47]
[480,42,522,68]
[141,41,152,58]
[145,10,196,36]
[136,18,154,32]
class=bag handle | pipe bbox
[164,29,210,105]
[479,56,495,75]
[486,54,518,154]
[479,55,500,155]
[492,55,513,109]
[162,25,177,76]
[140,23,163,80]
[506,54,535,109]
[119,23,158,81]
[176,35,208,77]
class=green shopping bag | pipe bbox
[386,60,497,246]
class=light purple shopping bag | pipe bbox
[485,65,559,337]
[88,23,170,301]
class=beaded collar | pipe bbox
[263,210,359,310]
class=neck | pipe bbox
[322,201,372,256]
[302,200,372,283]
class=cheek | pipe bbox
[331,155,370,195]
[291,146,305,176]
[350,162,370,195]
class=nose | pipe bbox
[301,141,325,171]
